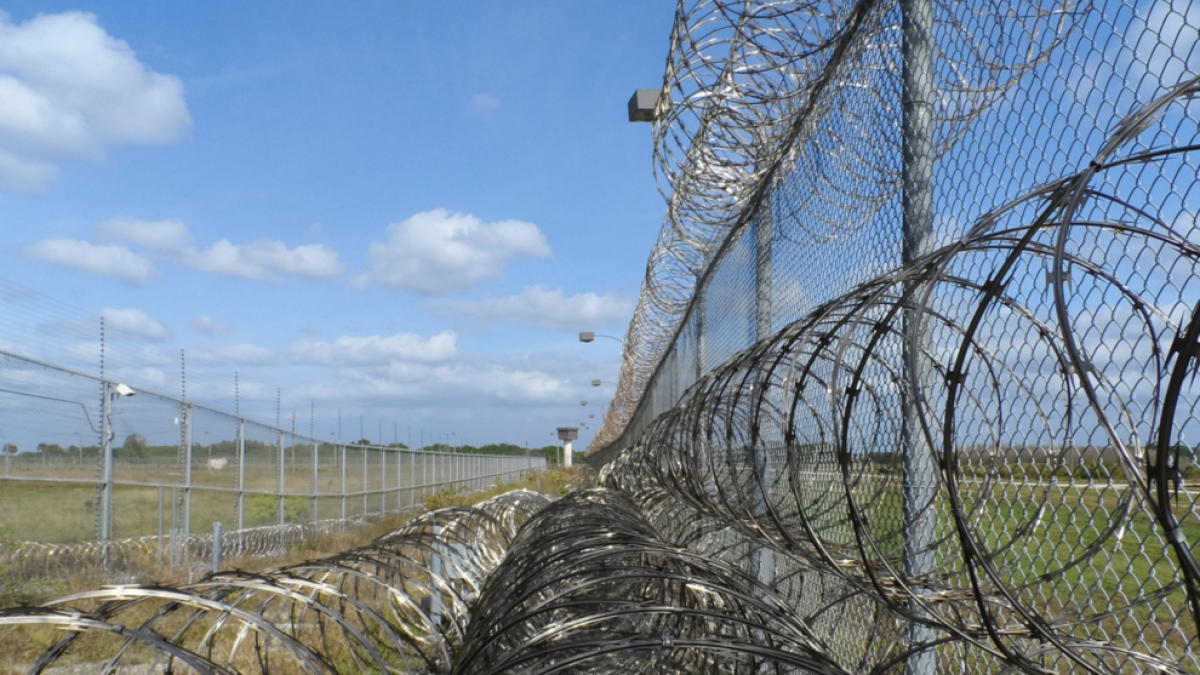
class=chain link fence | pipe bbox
[587,0,1200,672]
[0,349,545,576]
[594,0,1200,457]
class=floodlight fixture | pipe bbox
[579,332,623,346]
[628,89,665,122]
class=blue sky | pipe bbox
[0,2,673,449]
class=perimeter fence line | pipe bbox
[582,0,1200,672]
[0,347,546,576]
[593,0,1200,458]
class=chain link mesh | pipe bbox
[592,0,1200,671]
[0,348,546,578]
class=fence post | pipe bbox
[211,521,222,574]
[168,486,180,569]
[340,444,347,520]
[311,439,319,522]
[695,292,707,386]
[157,486,164,566]
[236,420,245,536]
[97,381,114,568]
[430,524,444,625]
[901,0,937,668]
[381,447,387,513]
[277,431,286,526]
[181,403,193,538]
[753,195,777,590]
[362,445,368,515]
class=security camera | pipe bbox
[114,383,136,397]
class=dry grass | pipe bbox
[0,468,583,607]
[0,468,584,671]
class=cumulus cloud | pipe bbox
[310,359,572,406]
[289,330,458,366]
[468,93,501,113]
[182,239,342,281]
[0,10,191,192]
[99,307,169,341]
[436,285,633,331]
[190,314,235,337]
[357,209,551,294]
[97,217,193,253]
[21,238,154,285]
[26,217,342,283]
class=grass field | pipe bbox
[0,453,538,543]
[0,466,583,608]
[0,466,586,671]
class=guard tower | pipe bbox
[556,427,579,468]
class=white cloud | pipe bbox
[99,307,169,341]
[357,209,551,294]
[469,93,501,113]
[183,239,342,281]
[27,217,342,283]
[21,238,153,285]
[289,330,458,366]
[97,217,193,254]
[190,314,235,337]
[308,359,572,405]
[0,11,190,192]
[436,285,633,331]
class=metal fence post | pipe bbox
[362,445,368,515]
[236,420,245,534]
[97,381,114,558]
[311,439,319,522]
[430,524,444,625]
[157,486,164,566]
[901,0,937,668]
[695,290,707,385]
[277,431,286,526]
[181,403,193,538]
[753,198,777,590]
[381,448,387,513]
[340,444,347,520]
[211,521,223,573]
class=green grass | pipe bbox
[0,456,528,543]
